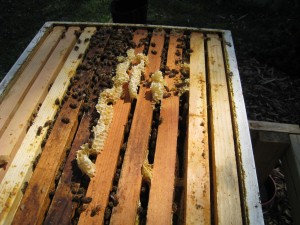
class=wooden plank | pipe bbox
[146,31,182,225]
[44,28,117,225]
[282,135,300,225]
[110,29,165,225]
[223,30,264,224]
[44,103,91,225]
[252,131,289,183]
[0,27,77,180]
[0,27,95,225]
[0,22,52,100]
[12,98,81,225]
[249,120,300,134]
[0,26,65,138]
[12,27,97,224]
[207,34,242,224]
[77,29,148,225]
[0,27,78,167]
[185,32,210,225]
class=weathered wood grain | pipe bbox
[146,31,182,225]
[0,26,64,138]
[44,93,93,225]
[0,23,54,100]
[110,29,165,225]
[13,27,97,225]
[12,98,81,225]
[207,33,242,225]
[44,29,111,225]
[249,120,300,134]
[0,27,78,167]
[0,27,95,225]
[223,30,264,224]
[77,29,148,225]
[185,32,210,225]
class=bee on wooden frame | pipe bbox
[91,204,101,217]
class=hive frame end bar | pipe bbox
[46,21,229,33]
[223,30,264,225]
[0,22,53,100]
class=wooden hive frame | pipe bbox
[0,22,264,225]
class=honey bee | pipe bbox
[164,85,170,92]
[36,126,43,136]
[21,182,28,194]
[176,44,184,48]
[176,37,184,42]
[44,120,52,127]
[151,50,157,55]
[172,203,178,213]
[69,103,78,109]
[61,117,70,124]
[91,204,101,217]
[48,83,53,92]
[41,139,46,148]
[163,93,171,99]
[175,82,186,88]
[88,141,93,149]
[110,194,119,206]
[81,196,93,204]
[104,208,111,219]
[77,187,85,194]
[76,205,88,214]
[186,49,194,53]
[169,72,176,78]
[55,98,60,105]
[74,30,81,38]
[61,31,66,39]
[72,92,78,99]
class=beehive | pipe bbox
[0,23,263,225]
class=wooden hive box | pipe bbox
[0,22,263,225]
